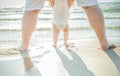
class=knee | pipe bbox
[63,27,68,32]
[53,27,59,33]
[32,10,40,14]
[82,6,89,10]
[25,10,40,15]
[82,5,98,11]
[55,29,60,33]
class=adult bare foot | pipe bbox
[99,38,109,51]
[23,57,34,71]
[20,51,33,71]
[100,40,116,50]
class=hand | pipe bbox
[48,0,54,7]
[68,0,74,8]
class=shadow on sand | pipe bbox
[24,66,41,76]
[55,47,94,76]
[21,51,50,76]
[23,51,50,76]
[105,49,120,73]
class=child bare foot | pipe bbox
[64,43,69,47]
[52,44,57,48]
[65,44,69,47]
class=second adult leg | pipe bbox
[82,5,109,50]
[21,10,40,71]
[21,10,40,51]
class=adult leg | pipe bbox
[21,10,40,71]
[63,25,69,47]
[21,10,40,51]
[82,5,109,50]
[53,24,60,47]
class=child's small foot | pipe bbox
[64,43,69,47]
[65,45,69,47]
[52,45,57,48]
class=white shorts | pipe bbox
[76,0,98,7]
[25,0,45,11]
[25,0,98,11]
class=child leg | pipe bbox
[63,24,69,47]
[53,24,60,47]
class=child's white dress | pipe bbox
[53,0,69,30]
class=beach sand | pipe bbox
[0,38,120,76]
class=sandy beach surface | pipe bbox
[0,38,120,76]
